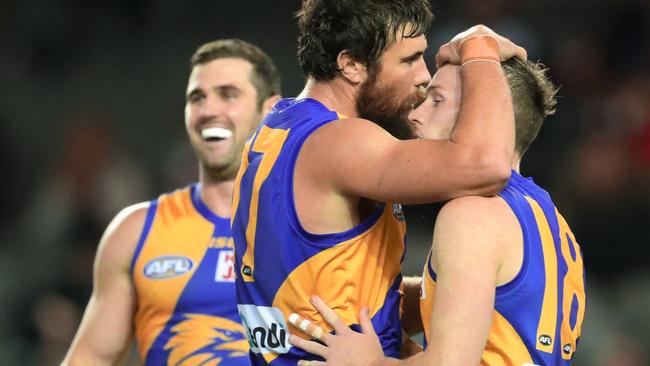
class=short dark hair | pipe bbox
[190,39,281,107]
[502,58,558,156]
[296,0,433,81]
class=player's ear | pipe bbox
[336,50,367,84]
[260,94,281,117]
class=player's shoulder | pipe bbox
[435,195,520,247]
[108,201,151,235]
[438,195,512,224]
[94,201,152,272]
[306,117,396,155]
[434,196,520,263]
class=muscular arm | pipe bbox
[62,203,149,366]
[301,61,513,205]
[415,196,515,365]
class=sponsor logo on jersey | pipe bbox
[563,343,573,355]
[215,250,236,282]
[144,256,193,279]
[237,304,291,354]
[393,203,405,221]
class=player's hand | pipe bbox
[287,295,389,366]
[435,24,527,67]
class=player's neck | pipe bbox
[512,154,521,173]
[198,174,235,218]
[298,77,359,118]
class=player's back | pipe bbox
[232,98,407,365]
[131,185,248,366]
[420,171,586,365]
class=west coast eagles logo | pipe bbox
[165,314,248,365]
[392,203,405,221]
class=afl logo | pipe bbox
[392,203,405,221]
[538,334,553,346]
[144,256,194,279]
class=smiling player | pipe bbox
[63,39,281,366]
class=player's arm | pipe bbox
[412,196,513,365]
[287,196,514,366]
[303,28,522,204]
[62,203,149,366]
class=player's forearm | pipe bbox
[63,295,134,366]
[376,350,430,366]
[448,61,515,196]
[62,348,122,366]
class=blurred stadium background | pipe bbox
[1,0,648,364]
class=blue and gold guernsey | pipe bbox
[232,98,407,365]
[420,171,586,365]
[131,184,249,366]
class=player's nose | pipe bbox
[198,94,226,118]
[414,58,431,89]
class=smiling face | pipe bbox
[408,64,462,140]
[185,57,262,180]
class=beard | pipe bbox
[356,67,425,140]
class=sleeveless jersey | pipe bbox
[131,184,249,365]
[231,98,407,365]
[420,171,586,365]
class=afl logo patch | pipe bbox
[392,203,405,221]
[538,334,553,346]
[144,256,194,279]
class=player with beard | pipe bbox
[63,39,281,366]
[287,59,585,366]
[231,1,526,365]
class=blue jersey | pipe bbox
[232,98,407,365]
[420,171,586,365]
[131,184,248,365]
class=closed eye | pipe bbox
[401,52,424,65]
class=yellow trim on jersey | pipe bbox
[241,126,290,281]
[526,197,558,353]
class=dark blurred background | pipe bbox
[0,0,648,365]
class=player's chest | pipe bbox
[134,234,237,310]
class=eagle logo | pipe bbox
[165,314,248,365]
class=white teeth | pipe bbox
[201,127,232,140]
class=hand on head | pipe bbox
[435,24,528,68]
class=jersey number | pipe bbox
[234,126,289,281]
[526,197,585,360]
